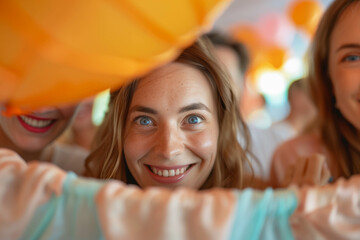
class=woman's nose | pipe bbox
[154,123,184,159]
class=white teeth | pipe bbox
[20,116,53,128]
[150,166,189,177]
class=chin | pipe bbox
[13,138,49,152]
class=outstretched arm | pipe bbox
[1,148,360,240]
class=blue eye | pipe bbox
[344,55,360,62]
[187,115,202,124]
[138,116,152,126]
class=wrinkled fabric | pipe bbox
[291,178,360,240]
[0,0,231,114]
[1,148,360,240]
[0,149,66,239]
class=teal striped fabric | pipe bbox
[20,173,298,240]
[229,188,297,240]
[20,173,105,240]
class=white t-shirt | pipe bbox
[247,121,297,182]
[270,121,297,143]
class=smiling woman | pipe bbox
[84,36,253,189]
[0,104,89,174]
[270,0,360,187]
[123,62,219,189]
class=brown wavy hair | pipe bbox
[84,37,253,189]
[307,0,360,177]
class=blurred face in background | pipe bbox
[214,46,244,97]
[328,2,360,131]
[0,105,79,151]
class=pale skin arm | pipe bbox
[279,153,331,188]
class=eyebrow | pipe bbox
[179,103,211,113]
[129,105,157,114]
[129,103,211,115]
[336,43,360,52]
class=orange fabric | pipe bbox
[0,0,230,115]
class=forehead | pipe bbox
[130,62,216,106]
[330,2,360,48]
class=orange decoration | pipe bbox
[230,24,264,59]
[288,0,324,36]
[262,46,288,69]
[0,0,230,115]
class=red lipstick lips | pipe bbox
[17,115,55,133]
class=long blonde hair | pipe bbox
[307,0,360,177]
[84,37,253,189]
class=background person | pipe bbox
[57,98,98,151]
[271,0,360,188]
[0,104,88,175]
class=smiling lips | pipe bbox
[18,115,55,133]
[146,164,194,184]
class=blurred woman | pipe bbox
[0,105,88,174]
[271,0,360,187]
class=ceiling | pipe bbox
[213,0,334,31]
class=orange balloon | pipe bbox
[247,61,273,87]
[246,47,287,83]
[230,24,263,59]
[262,46,288,69]
[288,0,323,36]
[0,0,231,115]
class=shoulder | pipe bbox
[274,132,324,158]
[270,121,297,142]
[51,143,89,175]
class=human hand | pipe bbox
[280,153,331,188]
[0,148,25,164]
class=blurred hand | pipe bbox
[280,153,331,188]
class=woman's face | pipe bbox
[124,62,219,189]
[329,3,360,131]
[0,105,79,151]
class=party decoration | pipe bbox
[0,0,230,115]
[256,13,295,48]
[262,46,288,69]
[230,24,263,58]
[288,0,324,36]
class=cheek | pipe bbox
[123,133,149,164]
[331,69,354,100]
[333,81,348,99]
[59,106,79,120]
[0,116,16,137]
[189,128,218,164]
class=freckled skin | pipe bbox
[328,4,360,132]
[123,62,219,189]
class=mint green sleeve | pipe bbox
[20,173,106,240]
[20,173,297,240]
[230,188,297,240]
